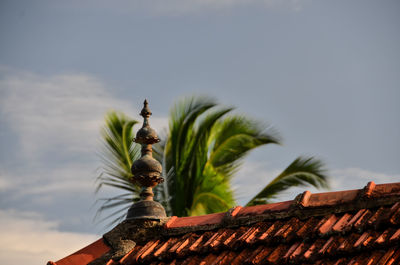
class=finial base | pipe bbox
[126,200,167,220]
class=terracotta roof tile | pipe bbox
[268,244,289,264]
[212,250,236,265]
[318,235,335,255]
[274,217,299,241]
[386,248,400,265]
[390,207,400,225]
[289,241,309,261]
[47,238,110,265]
[379,247,398,265]
[307,189,359,207]
[153,237,177,258]
[180,255,201,265]
[389,228,400,242]
[318,214,338,235]
[296,217,318,238]
[229,248,253,265]
[282,241,300,261]
[255,245,276,264]
[221,227,245,248]
[374,228,392,245]
[166,212,225,228]
[188,232,210,252]
[198,253,219,265]
[331,213,352,233]
[105,260,118,265]
[119,246,141,265]
[257,221,281,242]
[49,181,400,265]
[353,209,372,231]
[138,239,161,263]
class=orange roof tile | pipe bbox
[47,181,400,265]
[47,238,110,265]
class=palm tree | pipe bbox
[95,96,328,225]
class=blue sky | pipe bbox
[0,0,399,264]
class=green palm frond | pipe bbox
[209,116,281,176]
[167,96,217,170]
[94,110,141,224]
[98,111,140,177]
[190,192,231,216]
[246,156,329,206]
[183,107,234,211]
[163,96,283,216]
[165,96,220,216]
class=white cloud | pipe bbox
[0,69,168,199]
[0,68,169,234]
[0,69,131,207]
[0,175,12,191]
[0,209,98,265]
[330,168,400,190]
[0,69,168,161]
[2,163,95,192]
[232,160,281,204]
[0,70,134,161]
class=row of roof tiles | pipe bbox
[112,247,400,265]
[113,247,400,265]
[164,182,400,230]
[49,181,400,265]
[111,202,400,264]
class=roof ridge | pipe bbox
[164,181,400,234]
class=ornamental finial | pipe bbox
[131,100,163,196]
[126,100,166,220]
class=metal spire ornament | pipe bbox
[126,100,167,220]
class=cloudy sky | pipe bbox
[0,0,399,264]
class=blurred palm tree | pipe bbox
[95,96,328,226]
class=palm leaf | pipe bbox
[167,96,217,171]
[190,192,231,216]
[165,96,221,216]
[246,156,329,206]
[208,116,281,176]
[94,110,141,224]
[182,107,234,212]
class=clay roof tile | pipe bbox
[48,181,400,265]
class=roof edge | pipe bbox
[163,181,400,235]
[47,238,110,265]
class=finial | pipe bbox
[140,99,152,118]
[126,100,166,220]
[132,99,163,196]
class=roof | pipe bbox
[48,181,400,265]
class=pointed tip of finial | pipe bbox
[140,99,152,118]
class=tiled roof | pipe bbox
[48,239,110,265]
[48,181,400,265]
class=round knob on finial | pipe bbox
[135,99,159,145]
[140,99,152,118]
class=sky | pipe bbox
[0,0,399,264]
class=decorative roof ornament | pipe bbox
[126,99,167,220]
